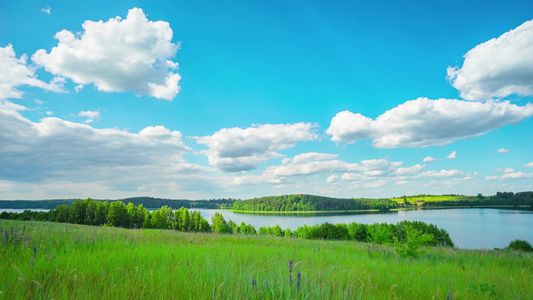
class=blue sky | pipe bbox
[1,0,532,200]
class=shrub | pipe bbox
[507,239,533,252]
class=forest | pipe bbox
[0,197,234,210]
[232,194,398,212]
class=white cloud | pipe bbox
[487,172,533,181]
[423,156,440,162]
[0,44,64,100]
[446,151,457,159]
[364,180,388,188]
[501,172,533,179]
[525,162,533,167]
[0,99,194,184]
[79,110,100,123]
[290,152,338,165]
[196,123,317,172]
[447,19,533,101]
[420,169,464,178]
[497,148,509,153]
[40,7,51,14]
[31,8,181,100]
[341,173,363,181]
[395,164,425,176]
[326,98,533,148]
[75,85,83,93]
[503,168,514,173]
[326,175,339,183]
[34,99,44,105]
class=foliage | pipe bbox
[211,212,232,234]
[507,239,533,252]
[233,194,397,212]
[394,225,435,257]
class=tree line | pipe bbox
[207,212,454,248]
[232,194,398,212]
[0,197,235,210]
[422,191,533,207]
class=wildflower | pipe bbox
[33,247,37,257]
[297,271,301,290]
[289,260,293,274]
[252,278,256,287]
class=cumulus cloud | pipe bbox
[447,19,533,101]
[326,98,533,148]
[0,44,64,100]
[446,151,457,159]
[498,148,509,153]
[40,7,51,14]
[196,123,317,172]
[31,8,181,100]
[525,162,533,167]
[0,99,192,183]
[423,156,440,162]
[79,110,100,123]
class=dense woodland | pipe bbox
[232,194,398,212]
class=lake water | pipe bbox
[2,207,532,250]
[194,208,533,250]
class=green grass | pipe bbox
[1,220,531,299]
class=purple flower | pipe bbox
[33,247,37,256]
[289,260,293,274]
[252,278,256,287]
[297,271,301,290]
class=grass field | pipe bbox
[1,220,531,299]
[391,195,475,205]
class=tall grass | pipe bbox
[1,220,531,299]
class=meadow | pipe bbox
[1,219,531,299]
[391,195,475,206]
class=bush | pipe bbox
[507,239,533,252]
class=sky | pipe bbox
[1,0,532,200]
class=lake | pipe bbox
[193,208,533,250]
[2,207,532,250]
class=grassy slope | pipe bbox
[1,220,531,299]
[391,195,475,205]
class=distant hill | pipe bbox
[0,197,235,210]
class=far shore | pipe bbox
[227,205,533,215]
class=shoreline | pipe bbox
[227,205,532,215]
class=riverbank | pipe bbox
[1,219,531,299]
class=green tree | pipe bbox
[69,199,87,224]
[107,201,130,228]
[211,212,231,233]
[55,204,70,223]
[94,200,109,226]
[394,225,434,257]
[84,198,97,225]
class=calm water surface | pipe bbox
[2,208,531,250]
